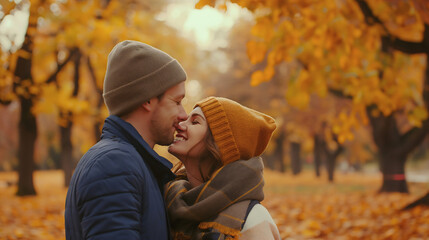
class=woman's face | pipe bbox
[168,107,209,161]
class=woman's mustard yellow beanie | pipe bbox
[195,97,276,165]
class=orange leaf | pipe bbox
[195,0,215,9]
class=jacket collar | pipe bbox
[101,115,175,185]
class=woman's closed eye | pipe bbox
[189,111,206,125]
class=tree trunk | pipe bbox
[262,130,285,172]
[276,130,286,172]
[324,141,343,183]
[263,154,276,170]
[356,1,429,194]
[325,149,342,182]
[61,49,81,187]
[16,97,37,196]
[402,192,429,210]
[379,151,408,193]
[60,118,73,187]
[326,154,335,182]
[290,142,301,175]
[14,7,38,196]
[87,55,103,143]
[368,110,410,193]
[313,134,324,177]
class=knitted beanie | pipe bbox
[195,97,276,165]
[103,40,187,116]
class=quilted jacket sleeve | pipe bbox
[76,148,144,240]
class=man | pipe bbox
[65,40,187,240]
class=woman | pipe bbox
[165,97,281,240]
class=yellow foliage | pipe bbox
[0,0,16,15]
[251,17,274,41]
[285,122,309,143]
[267,50,283,65]
[195,0,216,9]
[246,41,267,64]
[263,65,275,81]
[331,110,359,144]
[250,70,265,86]
[286,87,310,110]
[408,106,428,127]
[218,3,228,11]
[215,0,427,139]
[414,0,429,25]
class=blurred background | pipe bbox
[0,0,429,239]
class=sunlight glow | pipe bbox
[0,5,29,52]
[186,79,202,98]
[182,7,228,49]
[159,1,252,50]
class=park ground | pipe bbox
[0,170,428,240]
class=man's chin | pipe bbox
[157,142,171,147]
[157,137,175,146]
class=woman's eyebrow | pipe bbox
[191,113,205,121]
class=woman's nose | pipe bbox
[177,120,187,131]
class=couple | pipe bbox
[65,40,281,240]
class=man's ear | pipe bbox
[141,98,157,112]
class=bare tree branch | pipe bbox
[72,49,81,96]
[86,56,103,95]
[45,48,79,84]
[382,36,426,54]
[354,0,385,28]
[355,0,426,54]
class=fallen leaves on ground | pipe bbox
[0,170,428,239]
[0,171,66,240]
[263,170,429,240]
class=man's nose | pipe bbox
[178,106,187,122]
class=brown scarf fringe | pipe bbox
[199,222,241,239]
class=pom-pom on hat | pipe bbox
[103,40,187,116]
[195,97,276,165]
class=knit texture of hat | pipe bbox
[195,97,276,165]
[103,40,187,116]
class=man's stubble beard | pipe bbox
[150,118,175,146]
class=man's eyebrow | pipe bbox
[174,94,185,100]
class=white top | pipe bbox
[241,204,281,240]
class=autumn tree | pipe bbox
[33,0,183,187]
[197,0,429,193]
[204,14,364,181]
[196,17,292,171]
[0,0,77,195]
[1,0,122,194]
[0,0,198,194]
[358,0,428,194]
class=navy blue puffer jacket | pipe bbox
[65,115,175,240]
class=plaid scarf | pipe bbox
[165,157,265,240]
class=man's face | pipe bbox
[150,82,187,146]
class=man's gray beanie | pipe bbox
[103,40,187,116]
